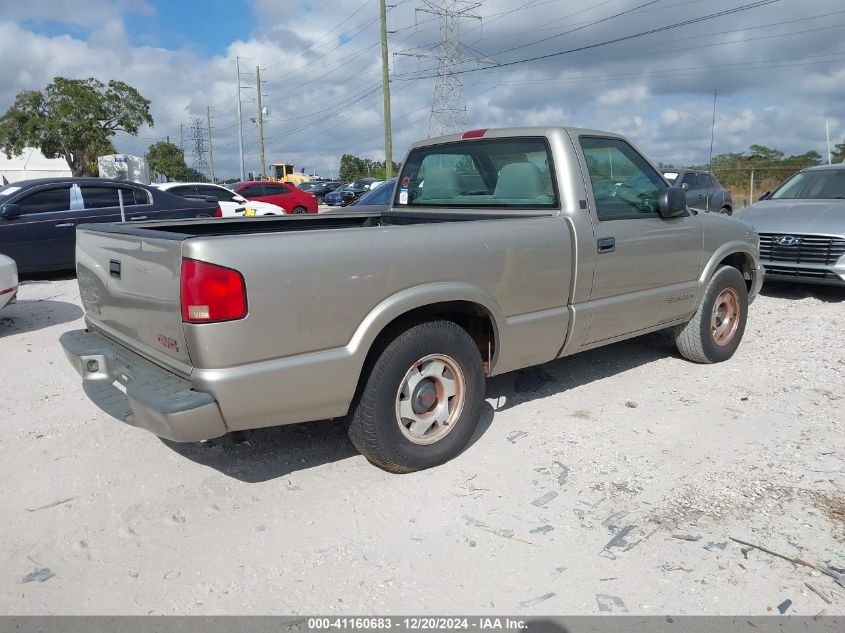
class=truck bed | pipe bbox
[79,210,546,239]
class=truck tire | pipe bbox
[672,266,748,364]
[348,320,485,473]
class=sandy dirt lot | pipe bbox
[0,277,842,615]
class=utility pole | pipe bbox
[180,124,184,154]
[256,66,266,180]
[207,106,216,183]
[236,56,246,182]
[826,119,832,165]
[379,0,394,179]
[708,89,717,173]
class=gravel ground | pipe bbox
[0,277,843,615]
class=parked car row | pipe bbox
[0,178,219,273]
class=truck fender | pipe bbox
[346,282,506,368]
[698,240,758,290]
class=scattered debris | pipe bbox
[804,582,832,605]
[660,563,692,573]
[21,568,55,583]
[704,542,728,552]
[777,599,792,615]
[730,536,845,587]
[532,491,558,507]
[740,396,749,401]
[163,570,181,580]
[814,610,827,620]
[673,533,702,542]
[507,430,528,444]
[25,497,77,512]
[463,515,538,547]
[599,577,618,581]
[596,594,628,613]
[625,400,639,409]
[605,525,637,550]
[602,511,630,532]
[529,525,554,535]
[519,592,555,608]
[554,462,570,485]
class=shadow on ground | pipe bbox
[761,281,845,303]
[0,299,84,336]
[164,332,674,482]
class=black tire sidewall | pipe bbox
[698,267,748,362]
[366,323,484,471]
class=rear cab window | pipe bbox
[395,138,558,209]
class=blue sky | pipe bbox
[20,0,255,55]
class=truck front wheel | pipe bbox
[672,266,748,363]
[348,320,485,473]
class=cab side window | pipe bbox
[239,185,263,197]
[681,173,700,190]
[580,137,665,220]
[16,187,71,214]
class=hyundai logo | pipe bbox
[774,235,801,246]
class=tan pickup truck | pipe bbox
[60,127,764,472]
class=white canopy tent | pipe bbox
[0,147,71,184]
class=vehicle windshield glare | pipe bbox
[663,172,679,184]
[770,169,845,200]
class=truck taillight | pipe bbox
[181,259,247,323]
[213,205,223,217]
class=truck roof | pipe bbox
[410,126,622,149]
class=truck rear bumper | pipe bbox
[60,329,228,442]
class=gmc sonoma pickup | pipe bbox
[60,127,764,473]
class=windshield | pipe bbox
[355,180,396,206]
[224,183,239,190]
[770,169,845,200]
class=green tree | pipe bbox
[785,150,822,167]
[147,141,187,181]
[832,141,845,163]
[0,77,153,177]
[748,144,784,162]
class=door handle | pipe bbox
[129,216,148,221]
[54,223,75,228]
[597,237,615,254]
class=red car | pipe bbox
[225,181,318,214]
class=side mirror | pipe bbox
[0,203,22,219]
[758,191,771,201]
[680,182,689,190]
[340,190,356,204]
[658,187,687,219]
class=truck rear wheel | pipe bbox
[348,320,484,473]
[673,266,748,363]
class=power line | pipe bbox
[396,0,784,80]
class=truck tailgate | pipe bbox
[76,227,192,376]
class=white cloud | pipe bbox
[598,84,649,106]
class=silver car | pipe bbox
[738,164,845,285]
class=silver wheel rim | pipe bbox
[395,353,466,445]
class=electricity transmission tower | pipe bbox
[190,117,211,181]
[398,1,495,137]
